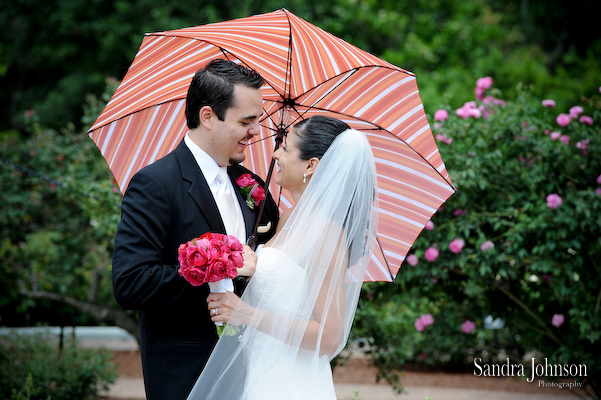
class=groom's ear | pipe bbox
[305,157,320,177]
[199,106,214,129]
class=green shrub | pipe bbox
[353,80,601,397]
[0,332,117,400]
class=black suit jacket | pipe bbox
[112,140,279,400]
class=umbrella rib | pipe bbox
[376,236,395,282]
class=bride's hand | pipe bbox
[207,292,251,326]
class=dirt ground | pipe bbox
[110,350,584,397]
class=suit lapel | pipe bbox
[175,141,225,233]
[228,166,256,240]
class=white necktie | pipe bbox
[216,168,245,242]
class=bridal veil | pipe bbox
[186,128,379,399]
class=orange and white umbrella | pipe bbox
[88,9,455,282]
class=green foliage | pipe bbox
[0,332,117,400]
[0,84,122,326]
[1,0,600,131]
[354,81,601,396]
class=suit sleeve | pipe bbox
[112,169,187,310]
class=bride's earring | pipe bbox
[303,173,307,184]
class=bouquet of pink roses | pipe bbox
[178,232,244,335]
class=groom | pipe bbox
[112,59,279,400]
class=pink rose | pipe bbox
[424,247,439,262]
[461,320,476,334]
[414,317,425,332]
[595,188,601,196]
[476,76,493,90]
[541,99,555,108]
[425,220,435,230]
[559,135,571,145]
[576,139,589,150]
[550,131,561,140]
[449,238,465,254]
[569,106,583,119]
[556,113,571,127]
[551,314,564,327]
[434,109,449,121]
[480,240,495,252]
[420,313,434,326]
[406,254,419,266]
[236,174,253,188]
[179,266,207,286]
[475,86,486,100]
[597,174,601,184]
[579,115,593,125]
[546,193,563,210]
[453,209,464,217]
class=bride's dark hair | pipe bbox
[293,116,350,160]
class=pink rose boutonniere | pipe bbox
[236,174,266,210]
[178,232,244,335]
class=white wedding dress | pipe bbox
[242,246,337,399]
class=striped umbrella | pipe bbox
[88,9,456,282]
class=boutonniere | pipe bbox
[235,174,266,210]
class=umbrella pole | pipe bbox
[247,125,286,250]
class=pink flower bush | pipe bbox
[579,115,593,125]
[424,247,440,262]
[461,320,476,334]
[449,238,465,254]
[425,220,435,230]
[435,134,453,145]
[556,113,571,127]
[434,109,449,121]
[480,240,495,252]
[406,254,419,266]
[456,101,482,119]
[541,99,555,108]
[475,76,493,99]
[552,314,564,327]
[415,313,435,331]
[546,193,563,209]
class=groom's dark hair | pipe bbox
[185,59,264,129]
[294,115,350,160]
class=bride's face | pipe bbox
[272,129,309,192]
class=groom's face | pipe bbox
[211,84,263,166]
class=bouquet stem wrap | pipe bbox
[208,278,234,335]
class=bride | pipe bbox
[186,115,378,399]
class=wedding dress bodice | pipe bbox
[241,246,337,399]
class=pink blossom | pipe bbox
[576,139,589,151]
[556,113,571,127]
[453,209,464,217]
[434,109,449,121]
[456,101,481,119]
[420,313,434,326]
[596,188,601,196]
[579,115,593,125]
[455,106,471,119]
[433,122,442,130]
[424,247,440,262]
[480,241,495,252]
[597,174,601,184]
[475,86,486,100]
[461,320,476,334]
[406,254,419,266]
[546,193,563,210]
[425,220,435,230]
[449,238,465,254]
[476,76,493,90]
[414,318,425,332]
[569,106,583,119]
[541,99,555,108]
[544,129,550,135]
[559,135,571,145]
[551,314,564,327]
[550,131,561,140]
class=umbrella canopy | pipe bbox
[88,9,455,282]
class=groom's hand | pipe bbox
[235,245,257,279]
